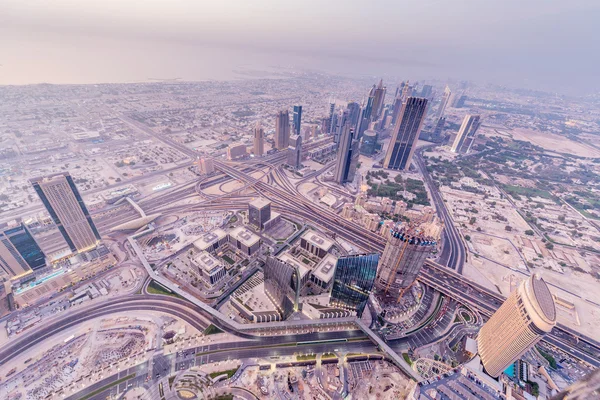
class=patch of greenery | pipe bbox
[222,255,235,265]
[402,353,412,366]
[147,280,183,298]
[79,374,136,400]
[209,368,239,380]
[296,354,317,361]
[203,324,224,335]
[537,347,557,369]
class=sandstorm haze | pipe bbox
[1,0,600,93]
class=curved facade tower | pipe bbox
[375,223,440,302]
[478,274,556,378]
[264,256,300,319]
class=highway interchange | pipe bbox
[4,126,600,399]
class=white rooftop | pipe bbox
[312,253,338,284]
[278,253,310,280]
[229,226,261,247]
[301,230,334,252]
[193,228,227,251]
[249,198,271,209]
[193,251,223,274]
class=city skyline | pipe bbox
[0,11,599,396]
[2,2,600,94]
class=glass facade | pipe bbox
[264,256,300,319]
[331,253,379,317]
[5,224,46,270]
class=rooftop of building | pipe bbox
[193,228,228,251]
[530,274,557,321]
[312,253,338,284]
[278,253,310,280]
[192,251,223,274]
[229,226,261,247]
[249,198,271,210]
[301,230,335,252]
[29,171,71,183]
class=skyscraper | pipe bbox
[360,129,378,156]
[198,158,215,175]
[383,97,428,171]
[420,84,433,99]
[287,134,302,170]
[248,198,271,230]
[328,101,336,134]
[436,85,452,119]
[275,110,290,150]
[31,172,101,253]
[253,121,264,157]
[433,117,446,140]
[346,102,361,131]
[330,253,379,317]
[372,79,387,120]
[264,256,300,319]
[0,223,46,278]
[333,125,358,184]
[292,105,302,136]
[333,109,349,145]
[375,222,441,302]
[478,274,556,378]
[451,114,481,153]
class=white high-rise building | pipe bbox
[451,114,481,153]
[477,274,556,378]
[436,85,452,119]
[253,121,265,157]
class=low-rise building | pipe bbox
[192,251,226,285]
[228,226,261,256]
[300,230,334,258]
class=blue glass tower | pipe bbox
[293,105,302,136]
[331,253,379,317]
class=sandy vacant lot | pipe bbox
[509,128,600,158]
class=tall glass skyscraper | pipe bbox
[330,253,379,317]
[383,97,428,171]
[31,172,101,253]
[292,105,302,136]
[0,223,46,278]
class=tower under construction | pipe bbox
[375,221,442,303]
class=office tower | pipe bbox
[321,116,331,135]
[275,110,290,150]
[328,101,336,134]
[334,109,349,144]
[451,114,481,153]
[437,85,452,119]
[31,172,101,253]
[287,134,302,170]
[253,121,264,157]
[0,224,46,278]
[198,158,215,175]
[420,84,433,99]
[383,97,428,171]
[248,198,272,230]
[376,222,441,302]
[372,79,387,120]
[346,102,361,130]
[330,253,379,317]
[360,129,379,156]
[433,117,446,140]
[478,274,556,378]
[391,94,403,126]
[264,256,300,319]
[401,81,413,100]
[292,105,302,136]
[227,143,247,160]
[333,125,358,184]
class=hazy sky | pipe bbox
[1,0,599,94]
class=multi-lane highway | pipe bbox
[414,150,466,272]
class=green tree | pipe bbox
[525,230,534,236]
